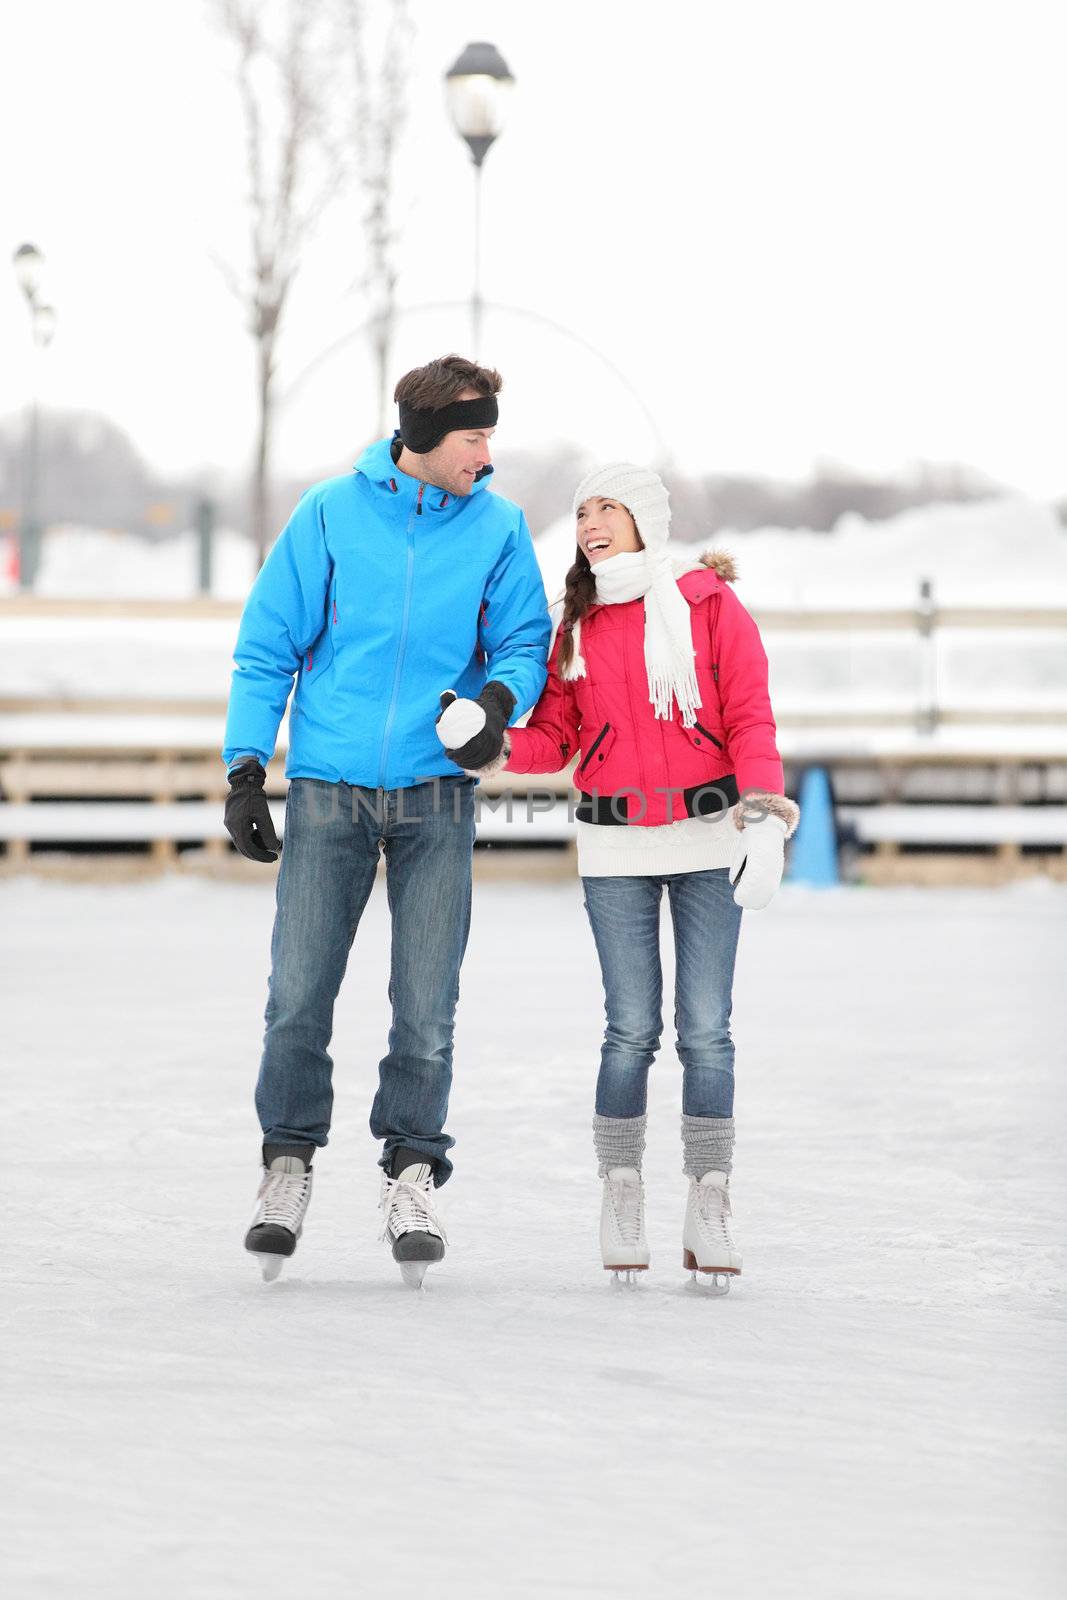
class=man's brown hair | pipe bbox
[393,354,503,410]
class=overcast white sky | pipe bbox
[2,0,1065,496]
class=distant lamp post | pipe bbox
[445,41,515,358]
[194,495,217,598]
[12,242,57,590]
[916,576,939,735]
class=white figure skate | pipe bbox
[683,1171,742,1296]
[600,1166,650,1285]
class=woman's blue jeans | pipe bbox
[581,868,743,1120]
[255,775,476,1184]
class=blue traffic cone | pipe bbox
[787,766,840,886]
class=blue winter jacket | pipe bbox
[222,437,551,788]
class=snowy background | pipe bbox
[2,872,1064,1598]
[3,500,1067,759]
[6,493,1067,608]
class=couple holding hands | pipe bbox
[223,353,798,1291]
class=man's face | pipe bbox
[418,387,496,497]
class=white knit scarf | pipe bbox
[560,547,705,725]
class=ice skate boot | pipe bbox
[600,1166,650,1284]
[683,1170,741,1296]
[379,1148,446,1290]
[245,1144,314,1282]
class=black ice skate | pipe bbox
[378,1148,447,1290]
[244,1144,314,1282]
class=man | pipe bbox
[223,355,550,1287]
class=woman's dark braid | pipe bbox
[556,553,597,677]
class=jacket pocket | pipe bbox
[577,721,615,777]
[684,719,725,753]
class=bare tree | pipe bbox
[349,2,412,436]
[213,0,410,566]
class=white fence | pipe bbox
[1,599,1065,874]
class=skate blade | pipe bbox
[399,1261,430,1290]
[685,1270,734,1297]
[257,1253,286,1283]
[607,1266,648,1287]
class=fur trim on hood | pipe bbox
[698,550,738,583]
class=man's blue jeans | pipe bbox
[255,776,476,1184]
[581,869,743,1120]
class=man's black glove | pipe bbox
[434,680,516,770]
[225,759,281,863]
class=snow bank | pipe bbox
[3,497,1064,612]
[535,497,1067,610]
[0,524,257,601]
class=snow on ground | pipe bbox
[3,496,1065,612]
[534,496,1067,609]
[0,525,258,602]
[2,874,1065,1599]
[726,497,1067,609]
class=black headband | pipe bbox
[398,394,498,454]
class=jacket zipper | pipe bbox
[577,721,611,776]
[622,618,650,807]
[694,720,724,749]
[377,490,419,787]
[560,674,571,762]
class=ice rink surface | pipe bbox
[3,869,1064,1599]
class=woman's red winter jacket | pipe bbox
[503,557,784,828]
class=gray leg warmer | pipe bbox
[682,1114,735,1178]
[592,1114,647,1176]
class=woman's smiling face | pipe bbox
[576,497,643,564]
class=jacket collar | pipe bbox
[353,435,494,512]
[677,567,720,604]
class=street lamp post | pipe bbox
[444,42,515,359]
[12,243,56,591]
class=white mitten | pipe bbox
[729,813,788,910]
[435,690,486,748]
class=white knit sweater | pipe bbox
[576,811,736,878]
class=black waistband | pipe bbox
[576,774,739,826]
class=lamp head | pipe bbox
[445,41,515,166]
[13,242,44,300]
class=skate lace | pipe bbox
[378,1174,448,1244]
[256,1169,311,1231]
[696,1183,735,1248]
[608,1175,644,1245]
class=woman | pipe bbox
[464,463,798,1290]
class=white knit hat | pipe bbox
[566,460,704,725]
[572,462,671,551]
